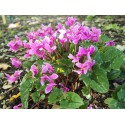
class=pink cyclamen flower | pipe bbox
[74,53,95,75]
[58,29,68,46]
[7,36,23,53]
[14,70,22,77]
[65,17,76,26]
[105,41,115,46]
[59,83,69,92]
[56,23,63,30]
[5,70,22,83]
[23,40,30,49]
[40,75,48,86]
[88,104,93,109]
[81,26,91,41]
[28,40,46,59]
[58,29,66,39]
[68,54,80,63]
[45,83,56,94]
[40,73,58,86]
[44,44,56,54]
[90,27,101,42]
[42,62,54,74]
[10,58,22,68]
[30,65,38,77]
[13,103,22,109]
[76,45,95,57]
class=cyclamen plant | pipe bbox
[6,17,125,109]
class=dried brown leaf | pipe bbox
[0,63,11,70]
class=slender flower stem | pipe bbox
[72,74,80,91]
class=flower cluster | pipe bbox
[6,16,109,95]
[29,63,58,94]
[68,45,95,75]
[40,63,58,94]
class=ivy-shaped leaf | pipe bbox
[107,70,121,80]
[48,88,64,104]
[60,92,84,109]
[23,61,33,70]
[20,72,33,109]
[80,65,109,93]
[117,89,125,102]
[100,46,124,70]
[31,91,40,103]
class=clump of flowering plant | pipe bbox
[6,17,125,109]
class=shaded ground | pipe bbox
[0,15,125,109]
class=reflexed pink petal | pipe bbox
[77,47,87,56]
[50,73,58,79]
[42,63,54,74]
[68,54,79,63]
[45,85,53,94]
[44,44,51,52]
[11,58,22,68]
[59,29,66,39]
[5,70,22,83]
[65,17,76,26]
[105,41,115,46]
[14,70,22,77]
[42,65,48,73]
[13,106,19,109]
[40,75,48,86]
[5,73,10,78]
[30,65,38,77]
[73,70,82,74]
[68,54,74,59]
[88,45,95,55]
[45,83,56,94]
[13,103,22,109]
[51,46,56,51]
[40,77,45,86]
[75,63,83,68]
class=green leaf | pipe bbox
[81,86,91,99]
[69,43,75,53]
[0,73,4,78]
[100,46,124,70]
[60,92,84,109]
[110,55,124,70]
[34,78,46,91]
[92,51,103,65]
[80,65,109,93]
[105,98,118,109]
[31,91,40,103]
[105,87,125,109]
[40,94,45,100]
[35,60,44,67]
[105,97,125,109]
[100,46,120,62]
[23,61,33,70]
[20,73,33,109]
[30,55,38,61]
[117,89,125,102]
[107,70,121,80]
[104,24,120,30]
[48,88,64,104]
[79,101,89,109]
[100,35,111,43]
